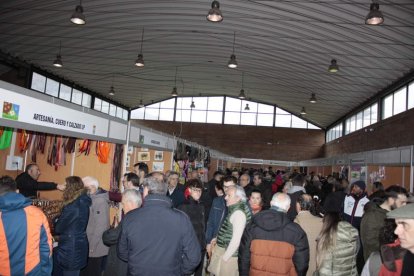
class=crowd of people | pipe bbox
[0,163,414,276]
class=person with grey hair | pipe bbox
[118,177,201,276]
[208,185,251,275]
[239,192,309,276]
[81,176,110,276]
[103,189,142,276]
[166,171,186,207]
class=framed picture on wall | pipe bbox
[152,162,164,172]
[154,151,164,161]
[137,151,150,162]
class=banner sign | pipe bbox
[0,87,109,137]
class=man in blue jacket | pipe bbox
[118,176,201,276]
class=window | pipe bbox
[326,123,343,142]
[82,93,91,108]
[130,96,319,129]
[59,84,72,101]
[409,81,414,110]
[393,87,407,115]
[45,78,59,97]
[30,72,126,120]
[31,72,46,92]
[382,94,393,119]
[71,89,83,105]
[94,98,102,111]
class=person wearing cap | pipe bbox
[343,180,369,231]
[387,203,414,276]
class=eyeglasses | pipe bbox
[191,188,202,193]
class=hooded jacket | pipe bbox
[54,193,91,270]
[0,192,53,276]
[360,202,388,261]
[86,188,110,258]
[238,208,309,276]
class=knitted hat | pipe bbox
[352,180,366,191]
[386,203,414,219]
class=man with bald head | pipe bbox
[239,192,309,276]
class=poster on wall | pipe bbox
[350,165,367,184]
[137,151,150,162]
[154,151,164,161]
[152,162,164,172]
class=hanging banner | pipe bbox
[0,87,109,138]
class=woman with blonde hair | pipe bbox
[315,211,359,276]
[53,176,91,276]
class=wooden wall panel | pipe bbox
[73,140,113,190]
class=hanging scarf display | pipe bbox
[78,139,92,155]
[110,144,123,192]
[65,137,76,153]
[18,129,30,152]
[96,141,111,164]
[0,127,13,150]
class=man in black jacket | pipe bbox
[103,189,142,276]
[118,176,201,276]
[15,163,64,198]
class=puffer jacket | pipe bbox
[360,202,388,261]
[238,208,309,276]
[318,221,359,276]
[54,193,91,270]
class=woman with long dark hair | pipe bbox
[315,212,359,276]
[53,176,91,276]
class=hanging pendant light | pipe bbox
[328,59,339,73]
[206,1,223,22]
[309,93,317,103]
[190,101,195,108]
[365,2,384,25]
[70,0,86,25]
[228,32,238,69]
[135,28,145,67]
[53,41,63,67]
[300,107,307,115]
[238,72,246,99]
[244,103,250,111]
[109,74,115,96]
[138,98,144,108]
[171,67,178,97]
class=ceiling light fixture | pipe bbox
[228,31,238,69]
[365,2,384,25]
[300,107,307,115]
[190,101,195,109]
[171,67,178,97]
[244,103,250,111]
[138,98,144,108]
[309,93,317,103]
[206,1,223,22]
[238,72,246,99]
[135,28,145,67]
[328,59,339,73]
[109,74,115,96]
[53,41,63,68]
[70,0,86,25]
